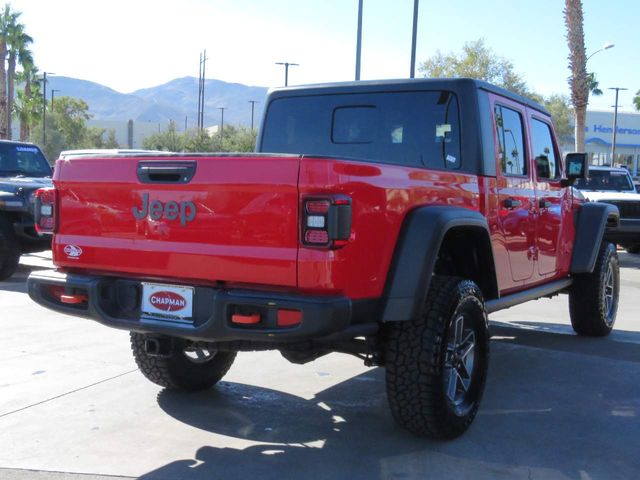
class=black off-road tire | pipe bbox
[569,242,619,337]
[130,333,236,391]
[385,276,490,439]
[625,244,640,254]
[0,216,20,281]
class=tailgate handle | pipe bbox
[137,162,196,184]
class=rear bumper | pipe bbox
[604,218,640,245]
[27,269,356,343]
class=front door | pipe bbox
[528,113,564,277]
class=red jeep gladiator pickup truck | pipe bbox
[28,79,620,438]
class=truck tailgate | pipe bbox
[52,154,300,287]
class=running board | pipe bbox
[485,278,573,314]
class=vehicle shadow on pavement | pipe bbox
[138,327,640,480]
[491,321,640,363]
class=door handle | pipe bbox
[137,162,197,184]
[503,198,522,209]
[539,198,552,209]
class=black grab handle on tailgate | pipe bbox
[137,162,197,184]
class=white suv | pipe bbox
[575,166,640,254]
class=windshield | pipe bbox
[575,170,635,192]
[0,143,51,177]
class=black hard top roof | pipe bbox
[267,77,549,116]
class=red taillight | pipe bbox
[304,229,329,244]
[305,200,330,214]
[301,195,352,249]
[34,187,56,234]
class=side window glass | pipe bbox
[494,105,527,176]
[530,118,559,179]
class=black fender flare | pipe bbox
[571,202,619,274]
[381,206,497,323]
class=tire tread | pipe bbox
[385,276,488,438]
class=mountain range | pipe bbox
[46,76,269,129]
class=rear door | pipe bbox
[490,96,537,288]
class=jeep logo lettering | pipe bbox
[149,291,187,312]
[132,193,196,226]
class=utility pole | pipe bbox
[355,0,363,80]
[249,100,259,130]
[197,52,202,130]
[410,0,419,78]
[275,62,298,87]
[197,50,207,130]
[218,107,226,140]
[42,72,54,146]
[201,50,206,130]
[609,87,628,164]
[51,89,60,109]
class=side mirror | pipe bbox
[561,152,588,186]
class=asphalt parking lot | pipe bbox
[1,252,639,480]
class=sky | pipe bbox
[9,0,640,112]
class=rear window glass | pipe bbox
[332,106,376,144]
[261,90,461,170]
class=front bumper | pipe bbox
[604,218,640,245]
[28,270,353,343]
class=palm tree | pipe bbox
[15,59,40,141]
[5,9,32,139]
[634,90,640,112]
[564,0,589,152]
[587,72,603,96]
[0,4,10,139]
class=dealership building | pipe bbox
[581,110,640,178]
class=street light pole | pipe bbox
[275,62,299,87]
[249,100,259,131]
[410,0,419,78]
[586,43,614,62]
[609,87,628,165]
[355,0,363,80]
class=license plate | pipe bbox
[141,283,194,323]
